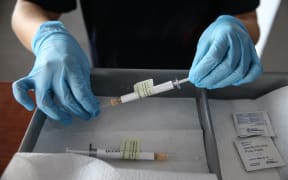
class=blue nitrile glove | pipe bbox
[189,15,263,89]
[12,21,99,124]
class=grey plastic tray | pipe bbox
[18,69,288,180]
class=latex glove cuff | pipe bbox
[32,21,68,55]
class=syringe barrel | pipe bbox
[120,81,174,103]
[120,92,139,103]
[152,81,174,94]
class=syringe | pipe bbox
[66,147,167,161]
[104,77,189,107]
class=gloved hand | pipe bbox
[189,15,263,89]
[12,21,99,124]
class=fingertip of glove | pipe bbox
[92,109,100,118]
[87,96,100,117]
[61,118,73,125]
[25,104,35,111]
[13,91,35,111]
[58,112,73,125]
[81,108,100,121]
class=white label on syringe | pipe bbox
[134,79,154,98]
[96,149,155,160]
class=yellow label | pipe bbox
[133,79,154,98]
[120,138,141,160]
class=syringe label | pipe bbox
[134,79,154,98]
[120,138,141,160]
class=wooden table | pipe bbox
[0,82,34,175]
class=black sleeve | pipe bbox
[27,0,77,13]
[218,0,260,15]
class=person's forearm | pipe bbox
[234,10,260,44]
[11,0,60,51]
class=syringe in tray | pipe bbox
[101,77,190,108]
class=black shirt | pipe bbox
[29,0,259,69]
